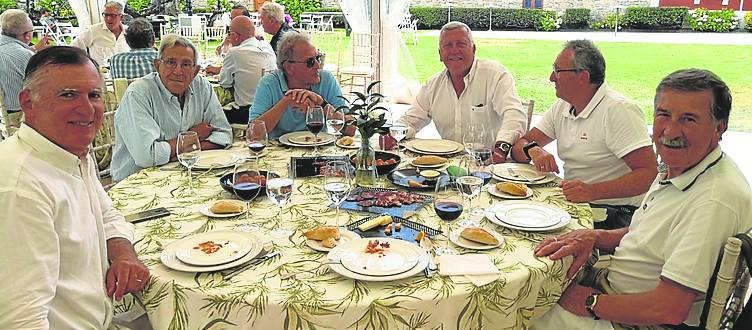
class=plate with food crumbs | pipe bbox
[337,238,422,276]
[174,231,259,266]
[305,229,361,252]
[279,131,334,146]
[326,238,429,281]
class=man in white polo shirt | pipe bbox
[530,69,752,330]
[511,39,657,229]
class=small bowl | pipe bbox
[418,169,441,182]
[219,170,274,197]
[350,151,402,175]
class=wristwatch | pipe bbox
[494,141,511,157]
[585,292,601,320]
[522,141,540,159]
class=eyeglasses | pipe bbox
[102,13,121,18]
[285,53,325,68]
[160,59,196,71]
[552,67,581,78]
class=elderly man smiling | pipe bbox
[530,69,752,329]
[112,34,232,181]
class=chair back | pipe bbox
[350,33,379,68]
[0,87,22,139]
[299,13,315,31]
[522,99,535,130]
[92,78,137,188]
[702,232,752,329]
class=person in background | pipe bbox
[71,1,129,66]
[0,9,50,139]
[109,18,158,79]
[250,31,346,138]
[205,16,276,124]
[510,40,657,230]
[112,35,232,181]
[395,21,527,163]
[259,1,294,53]
[214,3,251,57]
[0,46,148,328]
[531,68,752,330]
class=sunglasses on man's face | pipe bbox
[286,53,325,68]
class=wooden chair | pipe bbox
[701,232,752,329]
[522,99,535,130]
[0,87,22,140]
[338,33,379,95]
[92,78,136,189]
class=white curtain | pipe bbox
[338,0,372,33]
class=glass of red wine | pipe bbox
[232,159,263,229]
[246,120,267,162]
[305,106,325,155]
[433,176,461,255]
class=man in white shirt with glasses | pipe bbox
[71,1,130,66]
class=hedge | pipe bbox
[687,8,738,32]
[409,7,558,31]
[623,6,687,30]
[0,0,17,13]
[590,13,624,30]
[562,8,590,29]
[746,12,752,32]
[276,0,321,22]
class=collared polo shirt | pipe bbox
[109,47,158,79]
[0,35,34,112]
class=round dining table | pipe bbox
[109,138,594,329]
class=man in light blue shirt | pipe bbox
[250,31,346,139]
[112,35,232,181]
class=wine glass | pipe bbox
[246,120,267,161]
[433,176,461,255]
[455,156,485,227]
[326,107,345,137]
[266,163,295,238]
[323,161,352,234]
[177,131,201,193]
[232,159,262,227]
[305,106,325,155]
[389,124,408,148]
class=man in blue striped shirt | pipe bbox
[0,9,50,139]
[109,18,157,79]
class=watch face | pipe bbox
[585,294,597,308]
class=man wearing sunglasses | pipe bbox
[511,40,657,230]
[71,1,129,66]
[250,31,348,138]
[205,16,276,124]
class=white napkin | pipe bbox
[437,254,500,287]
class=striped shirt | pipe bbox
[109,48,158,79]
[0,35,34,112]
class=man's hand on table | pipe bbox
[189,122,213,141]
[558,283,602,317]
[535,229,597,278]
[106,238,150,300]
[204,65,221,75]
[561,179,596,203]
[529,146,560,173]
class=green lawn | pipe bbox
[208,33,752,131]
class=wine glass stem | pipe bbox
[187,167,193,192]
[245,201,251,221]
[314,133,319,154]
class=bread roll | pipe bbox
[321,237,338,248]
[460,227,500,245]
[210,200,244,214]
[413,155,447,165]
[304,226,341,240]
[496,182,528,197]
[338,136,354,146]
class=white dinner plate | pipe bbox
[449,228,504,250]
[199,200,246,218]
[339,238,421,276]
[174,231,258,266]
[485,201,572,232]
[279,131,334,146]
[193,150,241,170]
[487,185,533,200]
[491,163,547,182]
[160,232,263,272]
[404,139,463,155]
[492,172,558,185]
[306,230,361,252]
[327,240,429,282]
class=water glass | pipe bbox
[177,131,201,193]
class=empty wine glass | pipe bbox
[246,120,267,161]
[326,106,345,137]
[323,161,352,233]
[266,163,295,238]
[305,106,325,155]
[232,159,262,228]
[455,156,484,227]
[177,131,201,193]
[389,124,408,148]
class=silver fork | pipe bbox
[420,237,438,278]
[507,167,535,182]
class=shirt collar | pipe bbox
[658,146,724,191]
[569,82,609,119]
[0,34,32,50]
[129,47,157,54]
[16,123,82,174]
[239,38,259,48]
[442,58,479,84]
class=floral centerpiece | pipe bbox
[336,81,389,185]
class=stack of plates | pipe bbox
[193,150,242,170]
[485,201,571,232]
[160,230,263,272]
[491,163,557,184]
[404,139,463,155]
[279,131,335,147]
[327,238,429,281]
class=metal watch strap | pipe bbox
[585,293,600,320]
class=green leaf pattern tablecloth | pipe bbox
[110,141,593,329]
